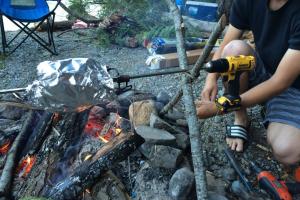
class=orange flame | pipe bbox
[17,155,36,178]
[0,141,11,155]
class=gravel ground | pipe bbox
[1,28,298,199]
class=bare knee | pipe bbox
[267,123,300,165]
[222,40,254,57]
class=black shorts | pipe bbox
[249,53,300,129]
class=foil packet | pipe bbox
[26,58,116,112]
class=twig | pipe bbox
[164,1,208,199]
[58,2,102,24]
[0,111,35,199]
[0,101,43,111]
[159,14,227,115]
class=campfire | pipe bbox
[0,58,196,200]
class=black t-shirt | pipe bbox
[230,0,300,89]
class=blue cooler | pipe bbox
[186,1,218,22]
[175,0,186,14]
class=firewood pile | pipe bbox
[0,88,201,200]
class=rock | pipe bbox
[207,191,229,200]
[230,180,263,200]
[129,100,157,126]
[176,119,188,127]
[149,145,183,169]
[174,133,190,150]
[168,167,194,200]
[154,101,164,113]
[150,113,185,135]
[118,90,156,107]
[135,125,176,145]
[207,172,227,195]
[138,142,155,159]
[156,91,171,105]
[165,108,185,121]
[222,167,237,182]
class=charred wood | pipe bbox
[45,132,144,200]
[0,111,35,199]
[21,112,54,157]
[14,112,89,199]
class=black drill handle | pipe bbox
[227,72,240,98]
[285,182,300,195]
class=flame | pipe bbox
[17,155,36,178]
[84,154,93,161]
[0,141,10,154]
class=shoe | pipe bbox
[226,124,251,151]
[226,124,250,142]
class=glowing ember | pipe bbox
[115,128,122,135]
[17,155,36,178]
[0,141,10,155]
[84,121,104,138]
[99,136,109,143]
[85,189,91,194]
[85,113,123,143]
[84,154,93,161]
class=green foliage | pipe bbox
[95,29,111,47]
[67,0,89,20]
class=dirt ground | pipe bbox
[0,28,298,199]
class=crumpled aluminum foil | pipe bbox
[26,58,116,112]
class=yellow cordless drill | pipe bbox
[203,55,255,113]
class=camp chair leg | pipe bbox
[0,14,7,55]
[2,14,58,55]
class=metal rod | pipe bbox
[0,88,27,95]
[129,67,193,79]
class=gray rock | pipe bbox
[207,172,227,195]
[222,167,237,182]
[156,91,171,105]
[176,119,188,127]
[138,142,154,159]
[149,145,183,169]
[168,167,195,200]
[150,113,185,135]
[165,108,185,121]
[135,125,176,145]
[154,101,164,113]
[231,180,263,200]
[174,133,190,150]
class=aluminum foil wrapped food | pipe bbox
[26,58,116,112]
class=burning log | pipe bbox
[0,111,35,199]
[44,131,144,200]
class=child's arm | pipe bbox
[241,49,300,107]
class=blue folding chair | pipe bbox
[0,0,61,55]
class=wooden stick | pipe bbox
[159,14,227,115]
[58,2,101,24]
[0,111,35,199]
[164,1,208,199]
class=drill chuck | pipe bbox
[204,58,230,73]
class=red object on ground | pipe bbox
[294,167,300,182]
